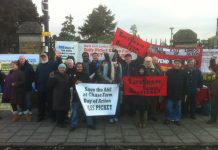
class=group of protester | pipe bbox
[0,49,218,130]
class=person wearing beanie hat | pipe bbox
[48,63,70,128]
[165,59,186,126]
[58,63,66,69]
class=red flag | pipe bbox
[112,28,150,57]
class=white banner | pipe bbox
[77,43,137,62]
[0,54,39,64]
[55,41,79,60]
[75,83,119,116]
[201,49,218,73]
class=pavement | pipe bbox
[0,110,218,149]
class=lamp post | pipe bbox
[169,27,174,46]
[42,0,49,52]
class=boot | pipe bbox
[12,113,19,122]
[141,111,148,128]
[24,113,32,122]
[135,111,141,128]
[207,119,217,124]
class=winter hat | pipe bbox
[58,63,66,70]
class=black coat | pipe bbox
[166,68,186,100]
[19,61,35,91]
[89,60,101,82]
[11,70,25,104]
[119,57,144,77]
[184,68,203,94]
[48,72,71,111]
[35,58,62,92]
[72,71,90,103]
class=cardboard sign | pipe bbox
[75,83,119,116]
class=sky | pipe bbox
[32,0,218,43]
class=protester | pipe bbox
[65,58,76,121]
[82,52,90,75]
[70,63,95,131]
[115,50,145,115]
[2,70,13,104]
[10,61,31,122]
[89,52,101,83]
[66,58,76,78]
[152,56,162,75]
[102,52,123,123]
[0,70,5,92]
[48,64,71,128]
[144,56,161,121]
[183,58,203,119]
[18,56,35,114]
[35,52,62,122]
[207,56,218,124]
[134,65,147,128]
[165,59,186,125]
[117,53,138,116]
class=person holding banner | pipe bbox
[134,65,147,128]
[70,62,95,131]
[144,57,162,121]
[117,53,143,116]
[165,59,186,125]
[207,56,218,124]
[101,52,123,123]
[183,58,203,119]
[48,64,71,128]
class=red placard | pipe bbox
[112,28,151,57]
[123,76,167,96]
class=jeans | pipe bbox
[109,90,122,119]
[165,99,181,121]
[210,95,218,120]
[70,102,94,128]
[25,91,32,111]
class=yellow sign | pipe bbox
[42,32,51,36]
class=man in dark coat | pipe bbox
[165,59,186,125]
[82,52,91,75]
[117,53,144,116]
[144,56,162,121]
[18,56,35,114]
[183,58,203,119]
[35,52,62,122]
[89,52,101,83]
[49,64,71,128]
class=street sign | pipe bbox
[42,32,51,36]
